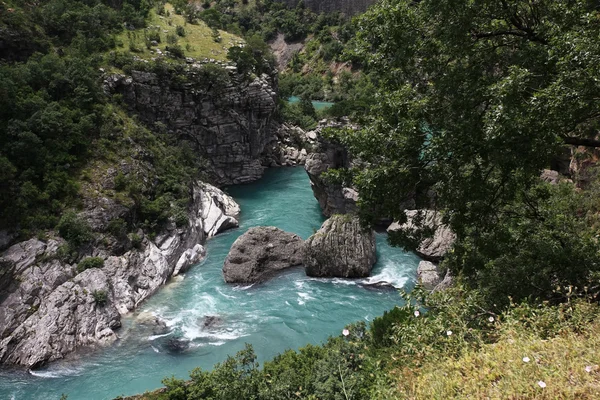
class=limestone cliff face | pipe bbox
[0,183,239,368]
[107,68,278,185]
[276,0,375,15]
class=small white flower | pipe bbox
[446,330,453,336]
[414,310,420,317]
[523,357,530,363]
[585,365,593,373]
[342,329,349,337]
[488,316,494,322]
[537,381,546,388]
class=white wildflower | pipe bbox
[342,329,349,337]
[523,357,530,363]
[446,330,452,336]
[537,381,546,388]
[414,310,420,317]
[488,316,494,322]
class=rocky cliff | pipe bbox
[0,182,239,368]
[304,121,358,217]
[106,66,278,185]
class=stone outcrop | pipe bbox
[304,215,376,278]
[416,261,442,290]
[304,121,358,217]
[0,183,239,368]
[106,68,278,185]
[387,210,455,262]
[222,227,304,283]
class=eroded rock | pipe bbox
[387,210,455,261]
[222,227,304,284]
[304,215,376,278]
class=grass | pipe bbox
[394,318,600,399]
[114,3,243,62]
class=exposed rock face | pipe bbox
[387,210,456,261]
[0,183,239,368]
[304,215,376,278]
[304,122,357,217]
[417,261,442,290]
[276,0,375,15]
[106,69,278,185]
[223,227,304,284]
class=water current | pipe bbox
[0,167,419,400]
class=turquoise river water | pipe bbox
[0,167,419,400]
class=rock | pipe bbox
[196,182,240,238]
[0,268,120,368]
[165,338,189,353]
[202,315,223,329]
[222,227,304,283]
[540,169,560,184]
[304,215,376,278]
[432,270,454,292]
[304,141,356,217]
[417,261,442,290]
[173,244,206,276]
[387,210,455,261]
[0,180,239,368]
[107,70,278,185]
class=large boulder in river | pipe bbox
[387,210,455,261]
[222,227,304,284]
[304,215,376,278]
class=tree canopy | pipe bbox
[332,0,600,302]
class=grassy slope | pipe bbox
[114,3,243,61]
[394,320,600,399]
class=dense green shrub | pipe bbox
[57,212,93,248]
[77,256,104,273]
[92,289,108,306]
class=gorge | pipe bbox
[0,167,420,400]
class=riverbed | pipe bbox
[0,167,419,400]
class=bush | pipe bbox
[129,232,143,249]
[57,212,93,248]
[166,45,185,59]
[175,25,186,37]
[92,290,108,306]
[77,257,104,273]
[371,306,410,348]
[166,33,179,45]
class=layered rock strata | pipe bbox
[106,69,278,185]
[304,121,358,217]
[0,183,239,368]
[304,215,376,278]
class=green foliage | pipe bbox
[57,212,93,248]
[175,25,185,37]
[325,0,600,305]
[129,233,143,249]
[370,306,410,348]
[227,34,275,77]
[77,256,104,273]
[107,218,128,238]
[166,44,185,58]
[92,289,108,306]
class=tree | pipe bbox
[330,0,600,300]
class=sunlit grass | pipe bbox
[114,3,243,61]
[394,319,600,399]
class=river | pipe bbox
[0,167,419,400]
